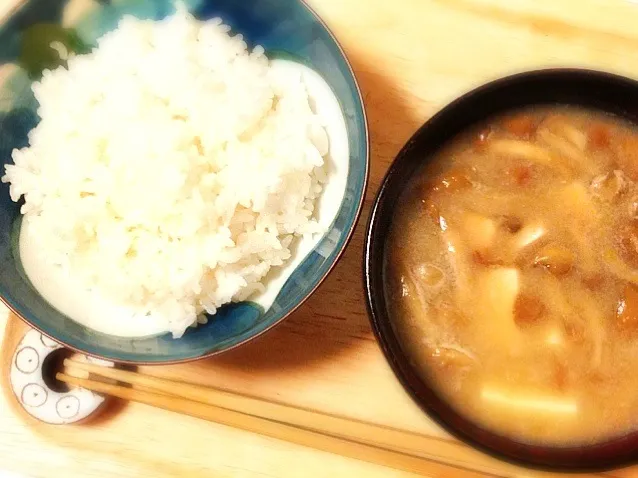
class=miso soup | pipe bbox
[386,106,638,445]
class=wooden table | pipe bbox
[3,0,638,476]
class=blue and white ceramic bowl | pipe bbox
[0,0,368,363]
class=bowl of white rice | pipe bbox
[0,0,368,363]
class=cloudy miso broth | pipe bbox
[386,106,638,445]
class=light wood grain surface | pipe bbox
[3,0,638,476]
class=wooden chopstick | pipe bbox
[56,371,491,477]
[64,358,439,455]
[59,358,603,478]
[63,359,532,476]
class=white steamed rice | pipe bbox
[2,7,328,337]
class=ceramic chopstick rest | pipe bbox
[10,329,113,424]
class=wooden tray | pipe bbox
[3,0,638,476]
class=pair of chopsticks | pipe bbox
[57,360,495,477]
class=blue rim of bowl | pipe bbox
[1,0,370,365]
